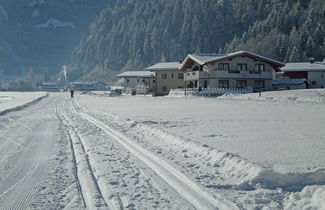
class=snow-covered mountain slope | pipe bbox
[0,0,111,77]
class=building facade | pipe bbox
[146,62,183,95]
[71,81,108,91]
[180,51,285,91]
[116,71,155,93]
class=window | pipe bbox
[153,80,156,83]
[217,63,229,70]
[312,81,317,85]
[177,86,184,89]
[126,79,129,83]
[142,79,145,82]
[171,74,174,79]
[254,80,265,88]
[137,79,140,82]
[253,64,265,73]
[178,73,184,79]
[218,80,229,88]
[236,63,247,71]
[162,74,167,79]
[236,80,247,88]
[162,86,167,92]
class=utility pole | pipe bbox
[259,57,262,97]
[184,72,187,96]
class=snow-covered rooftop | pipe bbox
[180,51,285,70]
[190,54,226,63]
[146,62,182,71]
[116,71,155,78]
[281,62,325,72]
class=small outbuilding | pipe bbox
[116,71,155,94]
[281,62,325,88]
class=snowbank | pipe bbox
[220,89,325,103]
[284,185,325,209]
[0,92,48,115]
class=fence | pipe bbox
[168,87,253,97]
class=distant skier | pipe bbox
[70,89,74,98]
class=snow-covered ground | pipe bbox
[0,90,324,209]
[78,90,325,173]
[0,92,47,114]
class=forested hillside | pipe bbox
[69,0,325,82]
[0,0,111,78]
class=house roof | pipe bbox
[190,53,226,63]
[180,51,285,70]
[281,62,325,72]
[116,71,155,78]
[272,78,309,85]
[146,62,182,71]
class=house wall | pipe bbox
[154,70,185,95]
[283,71,308,79]
[308,72,325,88]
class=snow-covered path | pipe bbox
[0,96,59,209]
[0,92,324,209]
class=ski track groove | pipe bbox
[59,101,120,210]
[55,104,87,209]
[72,105,239,210]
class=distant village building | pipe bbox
[281,62,325,88]
[38,82,59,92]
[146,62,183,95]
[71,81,108,91]
[116,71,155,93]
[179,51,285,92]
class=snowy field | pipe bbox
[79,89,325,173]
[0,90,324,209]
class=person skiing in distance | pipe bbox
[70,89,74,98]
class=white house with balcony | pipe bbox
[179,51,285,92]
[116,71,155,94]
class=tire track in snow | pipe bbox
[75,108,239,210]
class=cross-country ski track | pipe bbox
[58,97,238,209]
